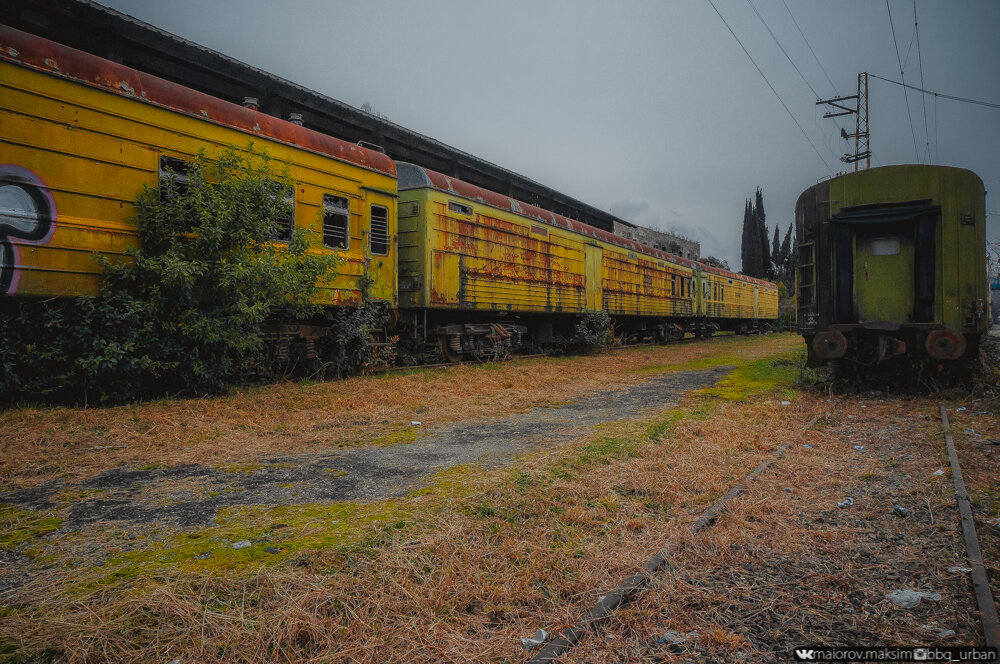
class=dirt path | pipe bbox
[0,365,733,529]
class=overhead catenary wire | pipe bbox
[705,0,834,176]
[886,0,920,160]
[781,0,838,95]
[747,0,818,99]
[745,0,842,166]
[868,73,1000,110]
[913,0,930,162]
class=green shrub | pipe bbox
[1,146,339,405]
[571,310,615,352]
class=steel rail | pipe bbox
[939,404,1000,648]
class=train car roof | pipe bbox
[0,25,396,178]
[397,162,776,288]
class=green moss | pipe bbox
[700,352,802,401]
[138,463,165,471]
[372,425,419,447]
[325,469,349,478]
[0,505,63,550]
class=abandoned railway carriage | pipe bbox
[396,163,777,360]
[796,165,988,366]
[1,23,777,364]
[0,25,397,328]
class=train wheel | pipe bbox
[439,335,463,363]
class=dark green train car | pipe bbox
[796,165,988,366]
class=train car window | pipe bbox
[322,194,350,250]
[370,204,389,255]
[270,186,294,242]
[158,156,192,199]
[448,201,473,216]
[870,237,900,255]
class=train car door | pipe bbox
[585,244,603,311]
[364,193,396,303]
[854,228,914,323]
[753,284,760,319]
[693,270,705,316]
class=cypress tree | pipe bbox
[770,225,780,278]
[779,222,793,284]
[755,188,769,279]
[740,198,755,275]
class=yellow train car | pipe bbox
[0,25,396,308]
[396,163,775,357]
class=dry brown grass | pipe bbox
[0,334,800,490]
[0,335,805,662]
[5,336,991,663]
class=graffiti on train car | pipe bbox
[0,164,57,295]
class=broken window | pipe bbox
[270,186,294,242]
[158,155,192,200]
[323,194,350,250]
[448,201,473,216]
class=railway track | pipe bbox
[519,405,1000,661]
[940,404,1000,649]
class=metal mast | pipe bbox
[817,72,871,171]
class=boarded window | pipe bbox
[870,237,900,255]
[158,155,191,200]
[530,224,548,237]
[370,204,389,255]
[448,201,472,216]
[323,194,350,249]
[271,186,294,242]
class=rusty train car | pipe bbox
[796,165,988,366]
[396,163,776,359]
[1,24,777,362]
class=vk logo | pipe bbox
[795,650,816,661]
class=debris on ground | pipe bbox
[521,628,548,651]
[231,540,251,550]
[853,445,865,452]
[920,625,956,638]
[885,589,941,609]
[932,469,944,476]
[947,567,972,574]
[893,505,912,518]
[837,497,854,508]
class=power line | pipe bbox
[746,0,818,98]
[869,73,1000,110]
[780,0,838,95]
[705,0,834,175]
[913,0,930,162]
[886,0,920,160]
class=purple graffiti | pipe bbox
[0,164,57,295]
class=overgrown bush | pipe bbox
[315,301,397,378]
[1,147,338,405]
[571,310,615,352]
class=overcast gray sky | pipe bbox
[99,0,1000,272]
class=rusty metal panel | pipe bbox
[585,245,603,311]
[431,250,460,305]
